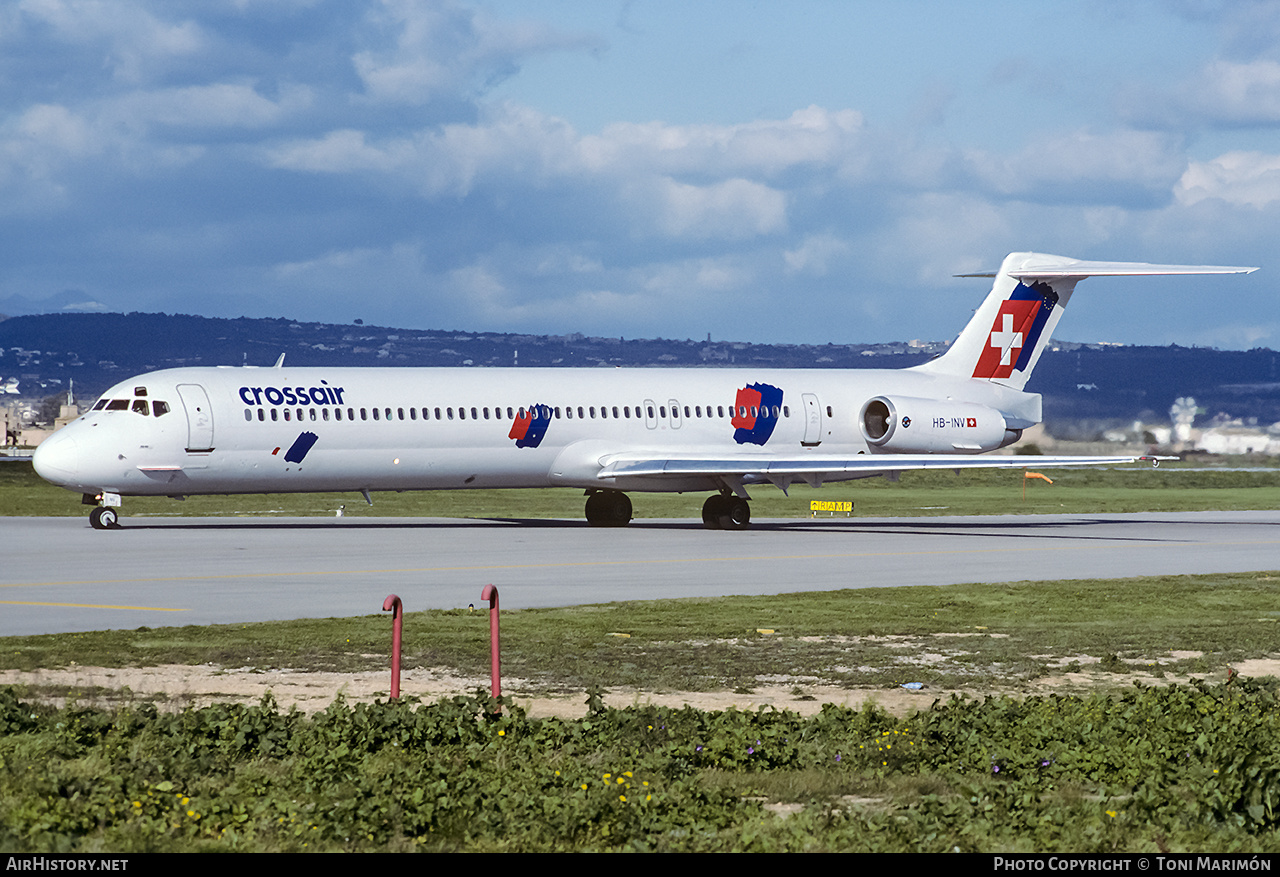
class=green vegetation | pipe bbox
[5,458,1280,520]
[6,681,1280,851]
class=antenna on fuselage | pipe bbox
[273,353,285,368]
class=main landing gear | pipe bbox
[701,493,751,530]
[584,490,632,527]
[583,490,753,529]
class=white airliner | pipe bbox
[33,252,1256,530]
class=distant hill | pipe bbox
[2,312,1279,427]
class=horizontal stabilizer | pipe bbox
[998,257,1257,280]
[957,261,1257,279]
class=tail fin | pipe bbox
[914,252,1257,391]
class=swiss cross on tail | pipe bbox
[972,282,1058,380]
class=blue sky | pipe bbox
[1,0,1278,349]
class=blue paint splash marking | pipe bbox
[732,382,784,446]
[284,431,319,463]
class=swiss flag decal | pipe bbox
[972,299,1041,379]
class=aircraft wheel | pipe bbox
[89,506,119,530]
[701,495,727,529]
[718,497,751,531]
[585,491,632,527]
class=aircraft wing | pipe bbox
[597,452,1168,492]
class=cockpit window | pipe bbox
[106,399,129,411]
[134,387,147,397]
[92,399,108,411]
[131,400,149,416]
[153,401,170,417]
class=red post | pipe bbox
[481,584,500,707]
[382,594,402,699]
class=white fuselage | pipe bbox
[32,364,1040,499]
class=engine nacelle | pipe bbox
[859,395,1022,454]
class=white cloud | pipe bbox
[783,233,850,275]
[112,82,312,130]
[1176,151,1280,207]
[965,129,1186,203]
[648,177,787,239]
[15,0,204,83]
[352,0,599,104]
[14,104,95,160]
[266,103,581,194]
[580,106,864,177]
[1180,60,1280,125]
[267,128,411,174]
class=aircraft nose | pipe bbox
[33,429,79,483]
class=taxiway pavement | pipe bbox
[2,511,1278,636]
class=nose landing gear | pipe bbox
[88,506,119,530]
[85,491,122,529]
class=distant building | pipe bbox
[1196,426,1280,455]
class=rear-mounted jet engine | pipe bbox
[859,395,1021,454]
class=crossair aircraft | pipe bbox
[33,252,1256,530]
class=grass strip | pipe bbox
[4,572,1279,693]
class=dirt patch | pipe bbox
[0,664,953,717]
[4,657,1266,719]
